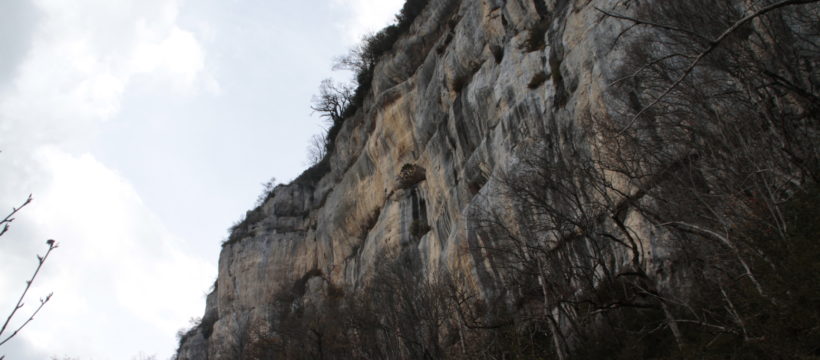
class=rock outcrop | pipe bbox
[175,0,820,358]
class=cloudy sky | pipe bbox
[0,0,403,358]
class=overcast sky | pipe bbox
[0,0,403,358]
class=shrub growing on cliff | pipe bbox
[223,178,278,247]
[176,317,202,350]
[255,177,277,207]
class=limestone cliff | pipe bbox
[175,0,820,358]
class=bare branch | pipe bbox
[0,240,58,346]
[0,195,33,238]
[0,293,52,347]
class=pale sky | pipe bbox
[0,0,404,359]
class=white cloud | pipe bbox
[0,0,218,358]
[333,0,406,42]
[131,24,218,95]
[0,0,215,151]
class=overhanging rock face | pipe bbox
[176,0,666,358]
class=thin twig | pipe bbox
[0,195,33,238]
[0,293,52,347]
[0,240,58,346]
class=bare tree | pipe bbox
[332,43,375,80]
[310,79,353,126]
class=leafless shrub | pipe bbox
[306,133,327,166]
